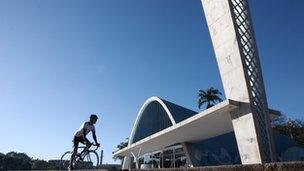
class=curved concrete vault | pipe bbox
[129,96,197,144]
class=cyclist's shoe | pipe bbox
[68,165,74,170]
[76,154,83,161]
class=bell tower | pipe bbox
[201,0,276,164]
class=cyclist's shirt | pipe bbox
[74,122,95,137]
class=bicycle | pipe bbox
[60,144,100,170]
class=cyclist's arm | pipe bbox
[82,128,87,140]
[92,130,98,145]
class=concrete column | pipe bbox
[122,156,131,170]
[181,143,193,167]
[201,0,276,164]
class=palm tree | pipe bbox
[198,87,223,109]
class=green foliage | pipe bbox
[0,152,61,170]
[113,138,129,164]
[272,115,304,145]
[198,87,223,109]
[1,152,32,170]
[0,153,5,170]
[32,159,48,170]
[46,160,61,170]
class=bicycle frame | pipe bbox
[76,144,99,160]
[60,144,100,170]
[78,144,99,151]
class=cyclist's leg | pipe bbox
[84,137,92,148]
[79,138,91,155]
[69,137,80,169]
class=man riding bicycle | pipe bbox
[69,114,100,170]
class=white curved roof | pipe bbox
[115,99,240,157]
[114,98,280,158]
[128,96,177,144]
[128,96,197,144]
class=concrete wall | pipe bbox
[131,161,304,171]
[201,0,275,163]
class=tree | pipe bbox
[47,160,61,170]
[31,159,48,170]
[113,138,129,164]
[2,152,32,170]
[272,115,304,145]
[0,152,5,170]
[198,87,223,109]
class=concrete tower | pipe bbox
[201,0,276,164]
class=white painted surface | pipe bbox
[128,96,177,144]
[232,113,262,163]
[201,0,249,103]
[116,100,239,158]
[201,0,275,164]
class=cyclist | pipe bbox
[69,114,100,170]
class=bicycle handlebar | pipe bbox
[90,144,100,151]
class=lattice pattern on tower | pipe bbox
[228,0,273,162]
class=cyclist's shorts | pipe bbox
[73,136,89,147]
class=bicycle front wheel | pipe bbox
[60,151,72,170]
[76,151,99,169]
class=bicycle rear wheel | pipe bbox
[76,151,99,169]
[60,151,72,170]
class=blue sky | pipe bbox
[0,0,303,164]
